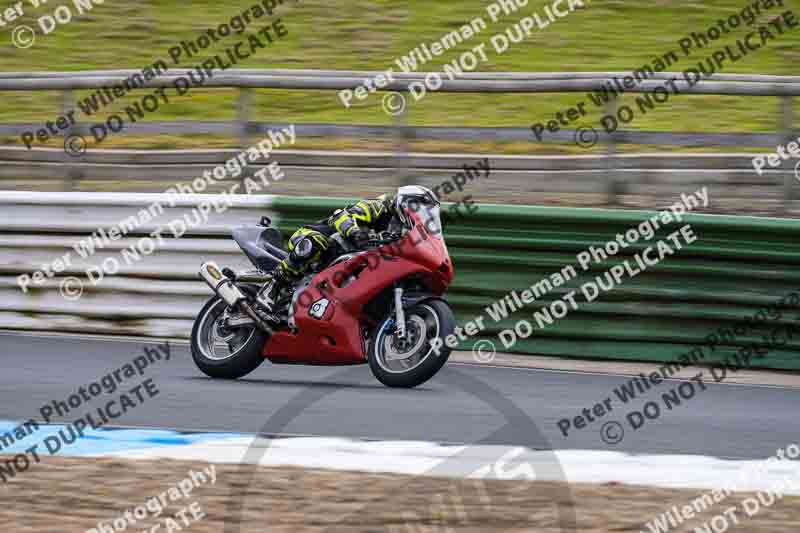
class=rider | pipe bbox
[257,193,399,312]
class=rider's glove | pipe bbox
[349,228,370,248]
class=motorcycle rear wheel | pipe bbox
[369,299,455,388]
[191,297,268,379]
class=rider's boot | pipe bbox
[256,270,288,313]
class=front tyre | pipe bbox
[191,297,268,379]
[369,299,455,388]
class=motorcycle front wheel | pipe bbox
[191,297,268,379]
[369,299,455,388]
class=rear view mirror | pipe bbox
[259,216,272,227]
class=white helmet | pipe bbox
[394,185,441,230]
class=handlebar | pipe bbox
[362,238,395,249]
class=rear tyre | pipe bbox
[368,299,455,388]
[191,297,268,379]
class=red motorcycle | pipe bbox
[191,186,456,388]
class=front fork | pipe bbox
[394,286,406,340]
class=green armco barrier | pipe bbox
[270,196,800,371]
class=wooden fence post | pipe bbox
[238,88,254,193]
[604,99,618,206]
[781,95,794,213]
[393,92,413,188]
[62,89,82,191]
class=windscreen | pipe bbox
[402,193,443,239]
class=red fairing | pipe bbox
[263,210,453,365]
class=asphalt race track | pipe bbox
[1,332,797,460]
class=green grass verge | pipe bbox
[1,0,798,152]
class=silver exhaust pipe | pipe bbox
[199,262,273,335]
[199,261,246,308]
